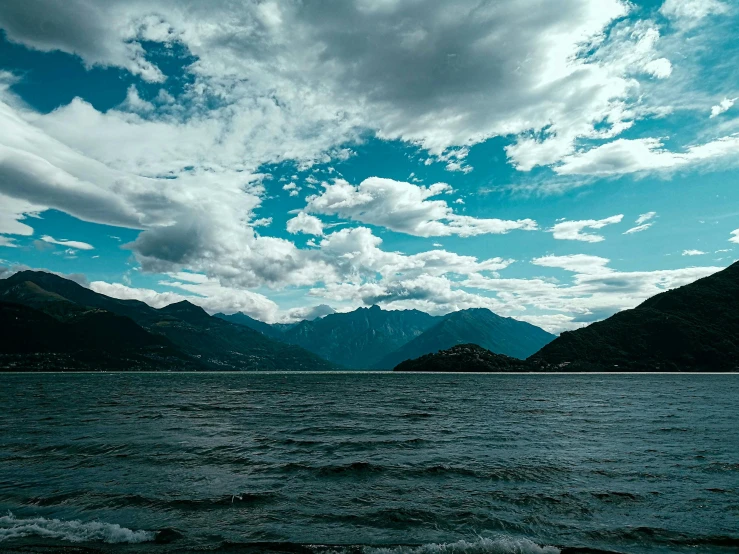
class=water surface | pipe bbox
[0,373,737,553]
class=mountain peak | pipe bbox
[162,300,206,312]
[374,307,555,368]
[6,270,86,288]
[159,300,210,320]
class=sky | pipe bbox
[0,0,737,333]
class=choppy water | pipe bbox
[0,373,737,554]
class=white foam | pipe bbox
[0,513,155,544]
[364,536,561,554]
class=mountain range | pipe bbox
[4,260,737,372]
[0,271,334,371]
[0,270,555,371]
[217,303,554,368]
[400,261,739,372]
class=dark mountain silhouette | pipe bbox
[394,343,529,372]
[375,308,555,369]
[280,305,438,368]
[0,301,200,371]
[530,261,739,372]
[0,271,335,371]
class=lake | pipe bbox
[0,373,737,553]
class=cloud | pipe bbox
[316,226,513,282]
[91,272,280,322]
[0,2,168,81]
[660,0,729,29]
[682,249,706,256]
[120,85,155,113]
[0,236,18,248]
[283,182,301,197]
[643,58,673,79]
[286,212,324,236]
[0,0,652,172]
[0,0,733,333]
[0,194,39,247]
[312,274,508,317]
[305,178,537,237]
[550,214,623,242]
[730,229,739,244]
[623,223,652,234]
[280,304,335,323]
[252,217,272,227]
[555,136,739,176]
[462,259,724,332]
[96,226,518,320]
[532,254,611,274]
[40,235,94,250]
[624,211,656,234]
[635,211,657,225]
[312,256,725,333]
[710,97,736,118]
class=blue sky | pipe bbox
[0,0,737,332]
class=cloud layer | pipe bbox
[0,0,736,330]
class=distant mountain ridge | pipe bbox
[219,304,557,369]
[279,305,438,368]
[0,271,335,372]
[375,308,556,369]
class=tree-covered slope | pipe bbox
[530,261,739,371]
[394,343,529,372]
[0,301,201,371]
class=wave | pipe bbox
[215,537,561,554]
[279,461,387,476]
[0,513,155,544]
[275,461,567,482]
[363,537,560,554]
[586,526,739,548]
[106,491,277,510]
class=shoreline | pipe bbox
[1,370,737,375]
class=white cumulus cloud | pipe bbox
[305,178,537,237]
[710,97,736,118]
[286,212,324,236]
